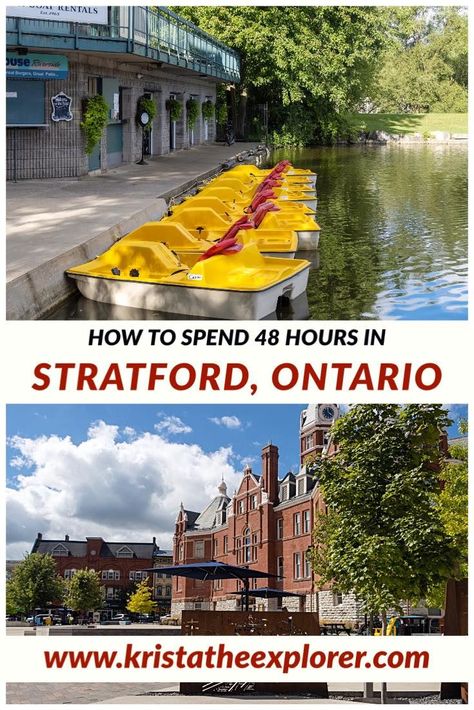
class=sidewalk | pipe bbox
[6,141,261,319]
[6,683,441,705]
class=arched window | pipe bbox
[243,527,251,563]
[165,586,171,596]
[157,586,163,596]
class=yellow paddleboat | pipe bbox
[66,238,310,320]
[165,203,320,251]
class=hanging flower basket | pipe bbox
[81,95,109,155]
[136,95,157,132]
[166,98,182,122]
[186,98,200,130]
[202,99,215,120]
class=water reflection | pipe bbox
[273,144,467,320]
[50,143,467,320]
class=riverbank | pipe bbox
[347,112,467,143]
[6,142,261,320]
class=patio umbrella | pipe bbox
[141,561,278,611]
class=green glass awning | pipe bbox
[6,6,240,83]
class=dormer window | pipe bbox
[116,546,133,558]
[280,485,288,502]
[297,477,306,496]
[51,544,68,557]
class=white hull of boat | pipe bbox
[281,196,318,212]
[69,268,309,320]
[296,230,320,250]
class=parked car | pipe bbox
[110,614,131,624]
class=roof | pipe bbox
[193,494,230,530]
[448,436,468,448]
[32,538,161,559]
[183,510,200,528]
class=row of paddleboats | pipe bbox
[66,160,319,319]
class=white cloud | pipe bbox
[154,416,192,435]
[209,415,242,430]
[122,426,136,439]
[6,421,240,559]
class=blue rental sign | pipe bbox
[6,53,68,79]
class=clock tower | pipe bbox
[299,404,339,465]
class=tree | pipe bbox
[65,569,103,619]
[174,6,386,144]
[371,8,467,113]
[427,427,468,607]
[308,405,458,631]
[126,578,157,616]
[6,553,65,616]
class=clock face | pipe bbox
[321,405,335,421]
[140,111,150,126]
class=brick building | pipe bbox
[32,534,172,617]
[171,404,366,622]
[6,6,240,179]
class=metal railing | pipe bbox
[6,6,241,82]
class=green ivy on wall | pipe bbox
[216,102,228,126]
[81,95,109,155]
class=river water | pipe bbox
[50,143,467,320]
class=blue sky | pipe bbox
[6,404,310,480]
[6,404,467,559]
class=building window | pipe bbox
[213,539,218,556]
[305,434,312,450]
[157,586,163,596]
[116,546,133,558]
[236,538,242,564]
[179,543,184,561]
[64,569,76,579]
[304,557,311,579]
[251,532,258,562]
[238,500,245,514]
[294,512,301,536]
[280,485,288,502]
[51,544,68,557]
[223,536,228,553]
[297,478,306,496]
[243,528,251,563]
[194,602,202,610]
[165,586,171,596]
[277,557,284,579]
[106,587,119,600]
[333,592,343,606]
[303,510,311,533]
[194,540,205,558]
[277,518,283,540]
[293,552,301,579]
[250,494,257,510]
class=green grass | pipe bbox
[348,113,467,135]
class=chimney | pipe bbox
[37,533,42,540]
[153,536,156,545]
[65,534,69,541]
[261,443,279,503]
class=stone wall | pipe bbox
[7,52,217,180]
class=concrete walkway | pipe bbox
[6,141,261,319]
[6,142,260,282]
[6,683,440,705]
